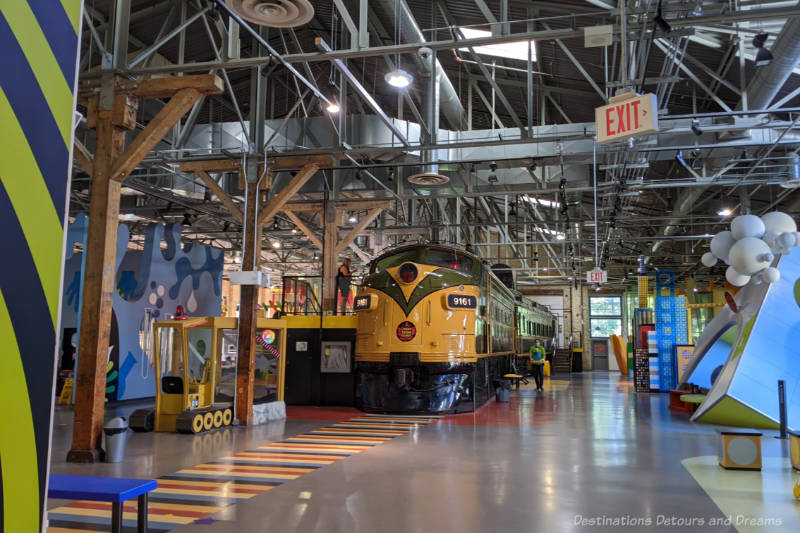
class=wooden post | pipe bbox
[235,169,261,425]
[322,204,340,314]
[67,107,127,463]
[67,75,220,462]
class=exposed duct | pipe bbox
[373,0,467,130]
[650,14,800,257]
[738,16,800,112]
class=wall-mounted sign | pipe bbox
[587,269,608,284]
[295,341,308,352]
[595,92,658,144]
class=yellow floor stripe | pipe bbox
[177,469,302,480]
[152,488,265,498]
[154,479,270,491]
[227,456,336,465]
[0,3,73,143]
[48,507,193,525]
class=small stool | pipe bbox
[718,431,762,470]
[503,373,525,389]
[790,431,800,471]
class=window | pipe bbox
[590,296,623,338]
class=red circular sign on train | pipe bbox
[396,321,416,341]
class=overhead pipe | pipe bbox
[373,0,467,130]
[738,16,800,111]
[650,9,800,257]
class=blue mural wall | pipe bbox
[61,214,223,401]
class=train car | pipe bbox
[514,296,557,370]
[354,243,554,413]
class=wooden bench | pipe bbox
[49,474,157,533]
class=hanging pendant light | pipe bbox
[385,69,413,89]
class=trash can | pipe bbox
[104,417,129,463]
[496,379,511,403]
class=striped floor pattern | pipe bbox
[47,414,440,532]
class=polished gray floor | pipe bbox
[49,373,793,532]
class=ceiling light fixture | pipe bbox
[272,241,281,249]
[752,32,773,67]
[385,69,413,89]
[272,219,280,230]
[388,167,395,182]
[348,213,358,224]
[181,213,192,227]
[691,119,703,136]
[326,101,340,113]
[487,161,498,184]
[717,207,732,217]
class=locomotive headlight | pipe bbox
[398,263,418,283]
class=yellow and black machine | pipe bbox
[131,316,286,433]
[354,243,556,413]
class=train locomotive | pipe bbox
[354,244,556,413]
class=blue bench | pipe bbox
[49,474,157,533]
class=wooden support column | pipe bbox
[66,110,126,463]
[322,204,340,313]
[68,75,221,462]
[235,163,261,425]
[257,162,321,226]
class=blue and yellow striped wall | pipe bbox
[0,1,82,532]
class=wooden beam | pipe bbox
[322,203,338,313]
[179,159,243,173]
[281,202,323,213]
[111,87,201,182]
[349,242,373,263]
[79,74,224,101]
[268,154,334,170]
[284,210,323,250]
[335,207,383,254]
[194,169,243,223]
[334,200,393,211]
[73,139,94,176]
[257,163,320,225]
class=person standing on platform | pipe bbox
[336,258,354,315]
[529,339,546,392]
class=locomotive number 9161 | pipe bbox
[447,294,477,309]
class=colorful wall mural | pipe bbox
[61,214,224,401]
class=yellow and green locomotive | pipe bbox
[354,243,556,413]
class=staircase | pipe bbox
[552,348,572,374]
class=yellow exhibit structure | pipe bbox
[131,316,286,433]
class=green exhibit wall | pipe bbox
[0,1,82,531]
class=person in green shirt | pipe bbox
[529,340,546,392]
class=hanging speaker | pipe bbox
[228,0,314,28]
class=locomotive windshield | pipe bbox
[424,248,473,273]
[373,249,419,273]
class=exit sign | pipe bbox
[595,92,658,144]
[587,269,607,284]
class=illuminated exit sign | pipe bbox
[595,92,658,144]
[587,268,607,284]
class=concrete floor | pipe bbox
[49,373,799,532]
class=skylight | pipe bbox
[522,195,560,208]
[458,27,537,62]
